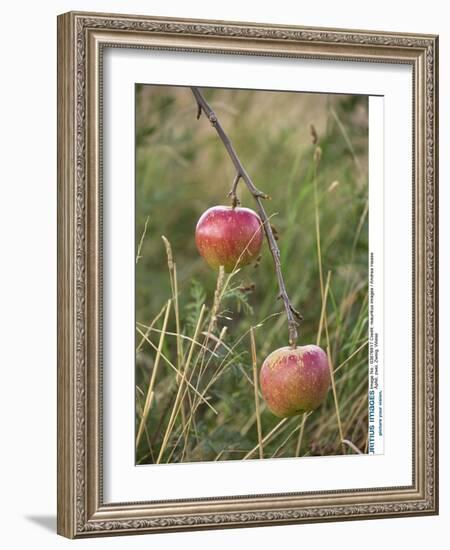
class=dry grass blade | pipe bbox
[164,327,231,464]
[313,374,367,441]
[137,324,220,357]
[240,410,257,437]
[274,416,310,458]
[312,142,345,455]
[243,418,288,460]
[135,326,218,414]
[136,215,150,264]
[136,303,167,354]
[157,304,206,464]
[136,389,154,461]
[176,269,227,462]
[312,145,325,300]
[342,391,368,436]
[195,266,225,383]
[342,439,364,455]
[201,328,231,353]
[295,153,331,457]
[326,344,345,453]
[162,236,183,365]
[316,271,332,346]
[334,339,369,375]
[136,299,171,447]
[162,235,186,431]
[169,313,276,461]
[329,106,364,178]
[295,412,309,457]
[250,327,264,459]
[178,328,233,436]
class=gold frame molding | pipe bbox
[57,11,439,538]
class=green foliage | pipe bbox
[222,285,254,316]
[184,279,207,332]
[135,85,369,464]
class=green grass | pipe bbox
[135,85,369,464]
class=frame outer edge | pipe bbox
[56,10,439,537]
[57,12,77,539]
[430,35,439,514]
[435,35,439,515]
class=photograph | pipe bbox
[134,84,370,465]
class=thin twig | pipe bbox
[250,327,264,459]
[191,87,301,347]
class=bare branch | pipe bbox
[191,87,301,346]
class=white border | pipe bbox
[103,48,412,503]
[368,97,384,455]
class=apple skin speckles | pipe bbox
[195,205,263,272]
[259,345,331,417]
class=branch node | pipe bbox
[256,191,271,200]
[289,304,303,321]
[270,224,279,241]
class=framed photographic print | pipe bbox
[57,11,439,538]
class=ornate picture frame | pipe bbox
[57,11,438,538]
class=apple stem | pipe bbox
[191,87,302,347]
[228,173,241,208]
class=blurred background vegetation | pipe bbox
[135,85,369,464]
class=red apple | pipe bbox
[259,345,331,417]
[195,206,263,272]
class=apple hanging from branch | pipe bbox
[195,205,263,273]
[259,345,331,417]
